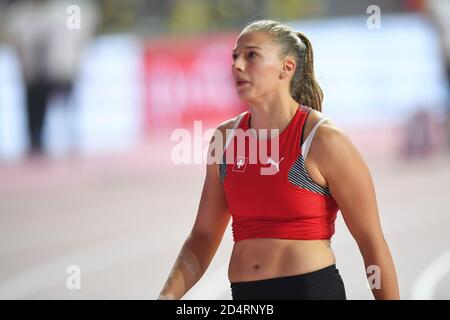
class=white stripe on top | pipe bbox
[224,112,246,151]
[219,112,246,182]
[301,116,328,159]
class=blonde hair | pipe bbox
[241,19,323,111]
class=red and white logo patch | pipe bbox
[232,156,248,172]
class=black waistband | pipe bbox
[230,264,339,287]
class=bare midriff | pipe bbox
[228,238,336,283]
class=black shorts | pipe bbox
[230,264,346,300]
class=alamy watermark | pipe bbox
[66,5,81,30]
[170,121,283,176]
[366,5,381,30]
[66,265,81,290]
[366,264,381,290]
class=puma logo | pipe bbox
[265,157,284,172]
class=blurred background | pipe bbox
[0,0,449,299]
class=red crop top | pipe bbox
[219,105,339,242]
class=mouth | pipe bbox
[236,80,250,87]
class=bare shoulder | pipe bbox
[315,124,353,156]
[303,109,336,139]
[311,114,368,178]
[304,109,348,145]
[207,112,246,167]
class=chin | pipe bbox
[236,91,255,104]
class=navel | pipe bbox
[252,264,261,271]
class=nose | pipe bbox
[232,55,244,72]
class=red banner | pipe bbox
[144,33,245,134]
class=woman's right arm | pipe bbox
[157,123,233,300]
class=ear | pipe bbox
[280,56,296,80]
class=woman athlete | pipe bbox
[158,19,400,300]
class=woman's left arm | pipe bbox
[313,124,400,300]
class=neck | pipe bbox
[248,93,299,138]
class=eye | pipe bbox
[232,53,238,61]
[247,51,257,59]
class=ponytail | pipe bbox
[292,32,323,112]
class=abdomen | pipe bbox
[228,238,336,283]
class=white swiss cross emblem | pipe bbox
[232,156,248,172]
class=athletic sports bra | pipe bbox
[219,105,339,242]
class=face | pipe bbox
[232,31,286,103]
